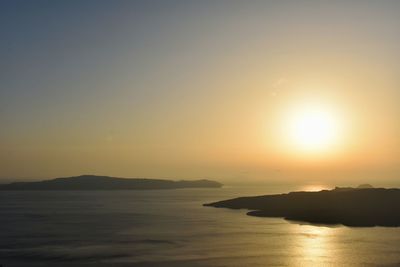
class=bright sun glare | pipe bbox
[286,105,339,152]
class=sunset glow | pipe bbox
[2,2,400,267]
[287,105,339,152]
[0,0,399,185]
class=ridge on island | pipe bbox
[204,186,400,227]
[0,175,222,190]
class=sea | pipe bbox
[1,185,400,267]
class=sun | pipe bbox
[285,105,339,152]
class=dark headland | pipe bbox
[0,175,222,190]
[204,186,400,227]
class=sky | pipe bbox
[1,0,399,185]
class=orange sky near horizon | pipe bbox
[1,1,399,185]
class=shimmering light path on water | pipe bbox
[1,186,400,266]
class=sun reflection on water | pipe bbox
[291,225,338,266]
[301,185,331,192]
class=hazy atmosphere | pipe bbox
[1,0,399,184]
[2,1,400,267]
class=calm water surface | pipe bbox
[1,185,400,266]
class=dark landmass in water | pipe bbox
[204,186,400,227]
[0,175,222,190]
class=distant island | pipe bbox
[0,175,222,190]
[205,186,400,227]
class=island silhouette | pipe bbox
[204,186,400,227]
[0,175,222,190]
